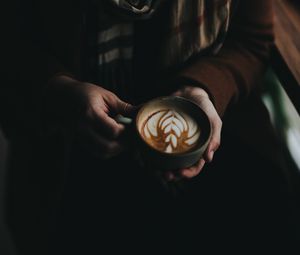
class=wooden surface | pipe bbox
[274,0,300,84]
[273,0,300,114]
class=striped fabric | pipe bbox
[161,0,232,67]
[95,0,232,98]
[106,0,165,18]
[98,23,133,65]
[95,9,134,98]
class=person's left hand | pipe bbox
[164,86,222,181]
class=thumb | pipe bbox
[116,99,138,117]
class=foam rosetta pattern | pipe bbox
[142,109,200,153]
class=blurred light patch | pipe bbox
[262,69,300,171]
[287,127,300,169]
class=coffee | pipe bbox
[136,96,211,170]
[141,108,201,154]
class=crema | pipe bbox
[141,109,201,154]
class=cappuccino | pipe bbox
[141,109,201,154]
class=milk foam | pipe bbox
[143,109,200,153]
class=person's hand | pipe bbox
[165,86,222,181]
[44,75,135,158]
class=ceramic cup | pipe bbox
[135,96,211,171]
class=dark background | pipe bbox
[0,128,16,255]
[0,1,299,254]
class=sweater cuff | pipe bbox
[173,76,216,106]
[178,64,238,117]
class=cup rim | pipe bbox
[135,96,212,157]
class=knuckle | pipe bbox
[213,141,220,149]
[211,119,222,134]
[184,86,193,93]
[117,100,126,111]
[212,116,222,127]
[194,167,202,175]
[210,138,220,148]
[217,119,223,127]
[106,92,117,102]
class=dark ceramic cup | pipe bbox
[135,96,211,171]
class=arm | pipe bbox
[168,0,274,180]
[179,0,274,117]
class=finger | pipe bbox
[173,87,209,101]
[172,90,181,96]
[204,140,219,162]
[191,96,221,163]
[78,125,123,158]
[179,159,206,178]
[204,117,222,162]
[116,99,137,117]
[173,90,222,163]
[204,138,220,163]
[93,110,126,139]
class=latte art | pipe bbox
[142,109,201,153]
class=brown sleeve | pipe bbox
[179,0,274,116]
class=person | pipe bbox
[1,0,298,254]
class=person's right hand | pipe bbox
[44,75,135,158]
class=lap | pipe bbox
[5,130,297,254]
[52,131,296,253]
